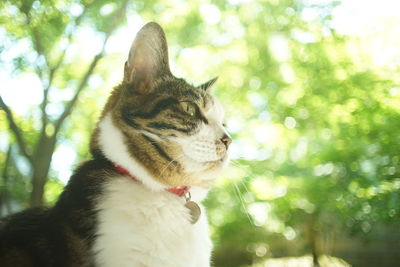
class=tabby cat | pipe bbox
[0,22,231,267]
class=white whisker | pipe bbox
[227,159,256,226]
[159,154,184,177]
[232,181,255,226]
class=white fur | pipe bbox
[92,177,212,267]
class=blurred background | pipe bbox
[1,0,399,266]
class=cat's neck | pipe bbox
[90,134,209,203]
[113,164,191,196]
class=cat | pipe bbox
[0,22,231,267]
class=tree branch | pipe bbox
[53,52,104,134]
[0,96,33,164]
[39,7,89,132]
[45,4,91,91]
[0,146,13,216]
[21,10,47,82]
[53,1,128,135]
[1,146,12,183]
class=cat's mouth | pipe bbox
[205,155,227,163]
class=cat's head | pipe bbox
[92,22,231,190]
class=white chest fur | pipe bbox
[92,176,212,267]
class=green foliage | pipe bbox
[1,0,399,266]
[44,179,64,204]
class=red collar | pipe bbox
[113,165,190,197]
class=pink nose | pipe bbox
[220,134,232,149]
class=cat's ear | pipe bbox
[198,77,218,91]
[124,22,171,94]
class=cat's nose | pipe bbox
[220,134,232,149]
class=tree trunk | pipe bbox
[0,146,13,216]
[30,168,49,207]
[30,135,57,207]
[307,214,320,267]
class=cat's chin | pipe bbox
[203,157,228,170]
[190,156,229,186]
